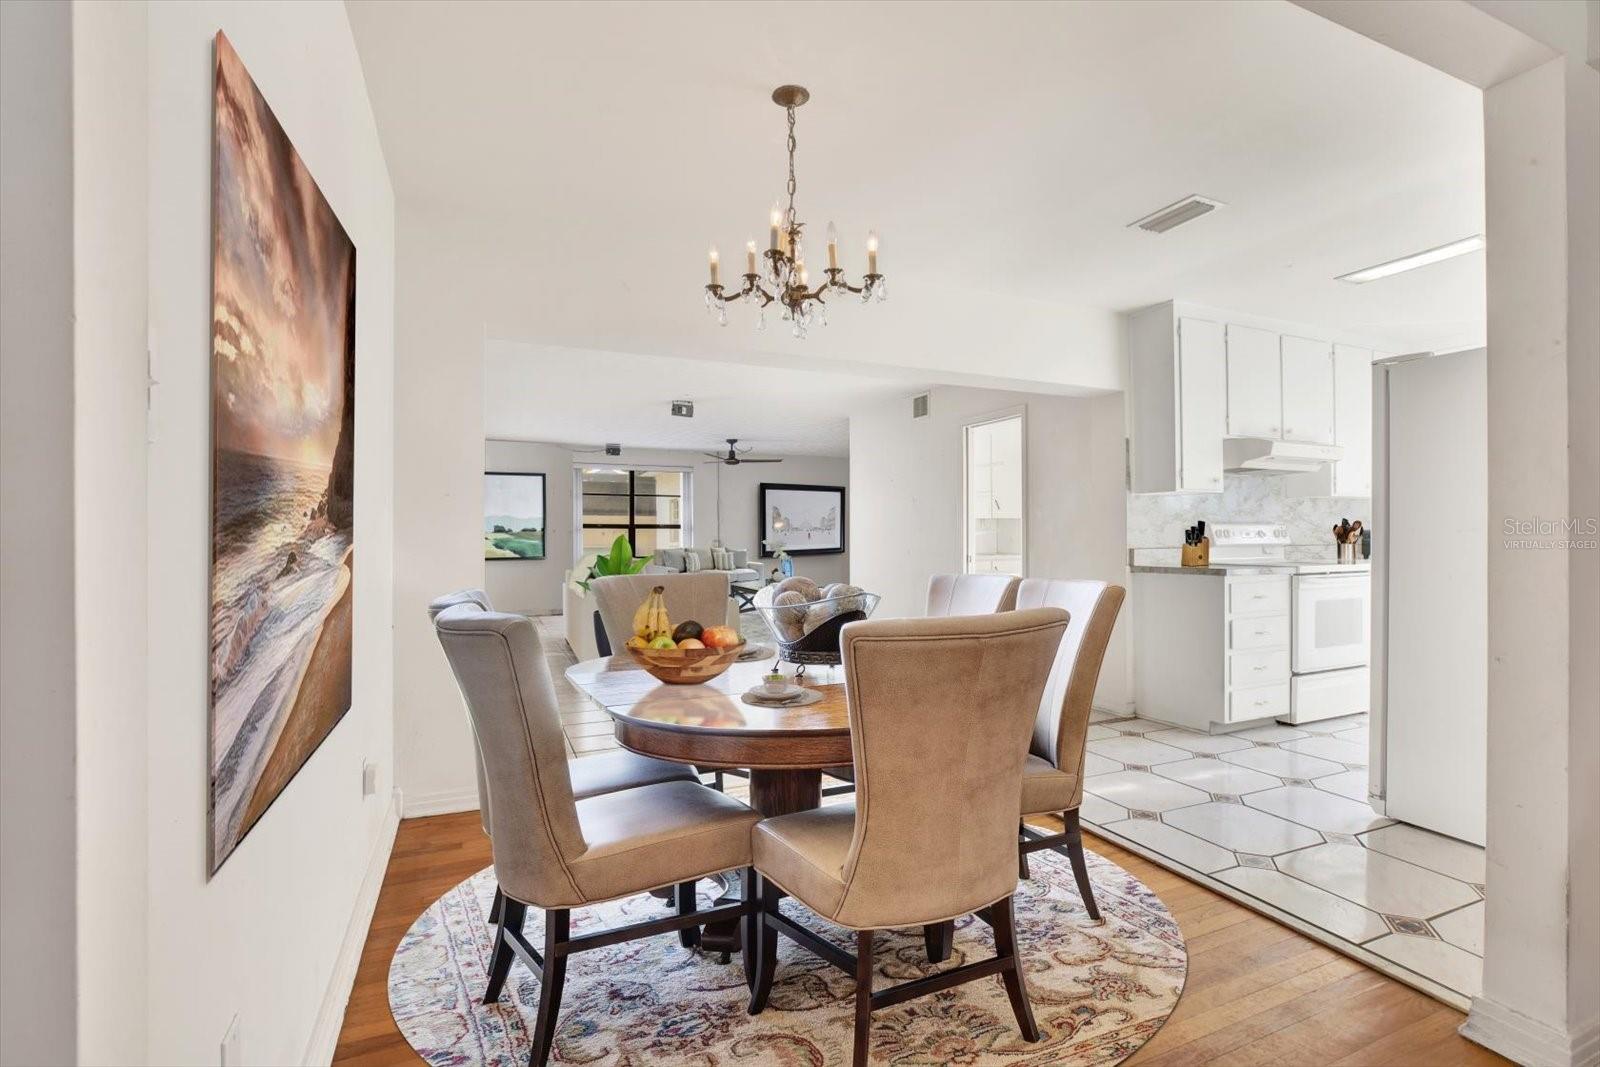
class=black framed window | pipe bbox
[579,468,687,557]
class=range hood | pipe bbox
[1223,438,1343,474]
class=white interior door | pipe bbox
[963,413,1025,576]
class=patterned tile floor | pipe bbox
[539,613,1483,1007]
[1082,707,1486,1006]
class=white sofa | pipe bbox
[651,546,761,584]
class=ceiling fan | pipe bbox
[702,438,783,466]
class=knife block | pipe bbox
[1181,537,1211,568]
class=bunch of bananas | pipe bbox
[629,586,673,648]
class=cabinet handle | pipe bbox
[1251,594,1268,600]
[1254,630,1269,636]
[1252,665,1269,671]
[1254,699,1270,707]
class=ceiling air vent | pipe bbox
[911,393,930,419]
[1128,195,1225,234]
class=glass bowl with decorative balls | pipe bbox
[751,578,880,676]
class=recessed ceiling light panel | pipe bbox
[1128,195,1226,234]
[1337,235,1485,284]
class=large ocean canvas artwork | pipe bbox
[209,32,356,874]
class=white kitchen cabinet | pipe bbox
[1332,344,1374,496]
[1225,324,1281,438]
[1281,336,1335,444]
[1282,343,1376,497]
[1132,571,1292,731]
[1127,304,1225,493]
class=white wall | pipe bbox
[0,4,78,1061]
[133,6,397,1064]
[484,439,850,614]
[483,439,576,614]
[1475,47,1600,1065]
[392,208,489,815]
[71,3,151,1061]
[849,386,1131,711]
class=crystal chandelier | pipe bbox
[704,85,885,338]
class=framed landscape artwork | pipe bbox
[484,472,547,560]
[759,483,846,556]
[208,32,357,875]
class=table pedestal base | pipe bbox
[698,768,823,955]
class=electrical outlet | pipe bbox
[220,1014,241,1066]
[361,760,378,797]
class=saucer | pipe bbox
[741,686,822,709]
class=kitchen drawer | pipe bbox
[1230,648,1290,687]
[1230,615,1289,651]
[1229,682,1291,722]
[1290,667,1370,723]
[1228,577,1290,617]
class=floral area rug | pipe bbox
[388,846,1187,1066]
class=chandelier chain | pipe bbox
[785,106,798,223]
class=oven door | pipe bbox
[1292,574,1371,673]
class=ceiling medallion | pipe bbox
[704,85,884,338]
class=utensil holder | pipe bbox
[1180,538,1211,568]
[1338,542,1357,564]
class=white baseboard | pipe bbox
[302,787,402,1066]
[1462,995,1600,1067]
[401,786,480,818]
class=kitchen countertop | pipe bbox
[1130,561,1372,576]
[1131,564,1276,576]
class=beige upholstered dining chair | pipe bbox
[591,571,731,653]
[925,572,1021,616]
[591,571,740,791]
[427,591,699,931]
[823,572,1024,801]
[746,608,1070,1067]
[433,600,760,1067]
[1012,577,1126,919]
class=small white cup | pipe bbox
[760,675,789,697]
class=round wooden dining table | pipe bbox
[564,654,852,819]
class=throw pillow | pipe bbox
[711,546,733,571]
[682,551,703,573]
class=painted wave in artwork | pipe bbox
[209,449,350,857]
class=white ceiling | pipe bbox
[347,0,1486,385]
[485,341,918,457]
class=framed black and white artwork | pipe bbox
[759,483,846,556]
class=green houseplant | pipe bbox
[567,534,649,595]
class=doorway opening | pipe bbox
[962,411,1026,577]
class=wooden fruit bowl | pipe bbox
[626,641,746,685]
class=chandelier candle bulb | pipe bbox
[745,240,757,275]
[826,221,839,269]
[708,246,720,286]
[867,230,879,274]
[769,203,781,250]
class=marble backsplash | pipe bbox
[1128,473,1370,559]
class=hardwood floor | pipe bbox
[331,811,1507,1066]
